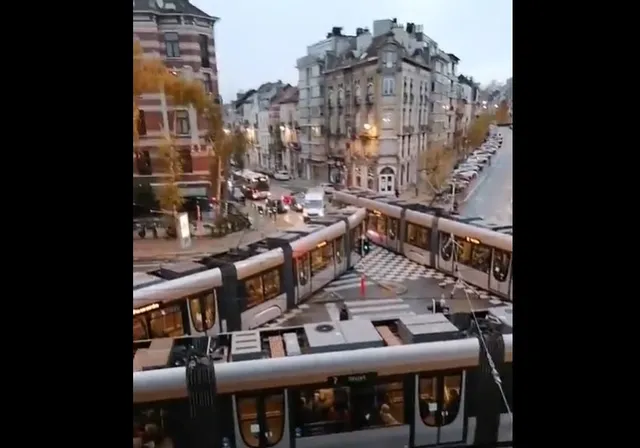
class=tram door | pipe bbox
[487,249,511,298]
[436,232,455,275]
[413,372,466,446]
[295,254,311,304]
[233,390,290,448]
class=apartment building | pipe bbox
[269,86,301,175]
[234,90,259,168]
[133,0,218,192]
[322,20,432,193]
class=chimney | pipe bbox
[356,27,364,36]
[356,27,372,53]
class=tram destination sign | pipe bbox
[328,372,377,387]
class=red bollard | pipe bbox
[360,275,366,297]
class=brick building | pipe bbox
[133,0,219,196]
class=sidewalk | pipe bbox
[133,224,278,262]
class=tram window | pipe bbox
[470,244,491,273]
[189,297,205,332]
[334,236,344,263]
[133,317,149,341]
[388,218,398,240]
[262,269,281,300]
[294,378,404,436]
[264,393,285,445]
[236,393,285,447]
[367,212,377,232]
[298,253,309,285]
[203,293,216,329]
[134,400,188,448]
[418,376,439,426]
[237,397,259,448]
[407,223,430,250]
[376,214,387,235]
[442,374,462,425]
[350,227,362,251]
[149,305,184,338]
[439,232,453,261]
[493,249,511,282]
[311,243,332,275]
[455,237,473,265]
[245,276,264,309]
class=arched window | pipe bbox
[378,167,395,193]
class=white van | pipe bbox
[303,188,326,221]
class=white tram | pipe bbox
[133,307,513,448]
[133,208,366,340]
[333,191,513,301]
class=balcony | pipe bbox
[366,94,374,105]
[403,93,408,104]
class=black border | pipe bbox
[20,2,130,445]
[515,2,601,446]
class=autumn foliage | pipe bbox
[495,100,510,124]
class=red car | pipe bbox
[281,195,303,212]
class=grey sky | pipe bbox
[191,0,512,102]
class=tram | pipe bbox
[133,208,366,340]
[133,306,513,448]
[332,191,513,301]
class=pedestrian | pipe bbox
[339,304,349,321]
[394,188,399,198]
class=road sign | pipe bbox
[328,372,377,387]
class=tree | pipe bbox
[156,135,184,213]
[467,113,495,149]
[419,145,457,193]
[496,100,510,124]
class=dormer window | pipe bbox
[382,51,397,68]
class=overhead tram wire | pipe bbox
[443,235,513,425]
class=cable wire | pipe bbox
[448,236,513,424]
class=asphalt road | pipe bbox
[460,127,512,225]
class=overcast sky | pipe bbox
[191,0,512,102]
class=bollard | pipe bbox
[360,275,366,297]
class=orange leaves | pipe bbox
[496,100,510,124]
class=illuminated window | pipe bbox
[262,269,281,300]
[419,376,438,426]
[311,244,331,275]
[493,249,511,282]
[407,223,430,250]
[297,254,309,285]
[133,317,148,341]
[189,293,216,332]
[439,232,453,261]
[149,306,184,338]
[245,276,264,309]
[334,236,344,263]
[237,393,285,447]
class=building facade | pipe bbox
[322,21,433,193]
[133,0,218,194]
[269,86,301,175]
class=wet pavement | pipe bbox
[460,127,513,225]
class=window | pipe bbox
[383,51,397,68]
[455,237,491,273]
[334,236,344,263]
[350,226,362,252]
[382,77,395,96]
[430,81,435,92]
[135,150,152,175]
[236,392,285,447]
[406,223,430,250]
[388,218,398,240]
[439,232,453,261]
[375,214,387,235]
[311,243,332,275]
[179,149,193,173]
[199,34,210,68]
[188,293,216,332]
[164,32,180,58]
[176,111,190,134]
[493,249,511,282]
[133,317,148,341]
[202,73,212,93]
[419,373,463,427]
[263,269,281,300]
[297,253,309,285]
[305,67,311,81]
[245,276,264,309]
[294,377,404,436]
[149,305,184,338]
[137,109,147,136]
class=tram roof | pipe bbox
[132,308,513,373]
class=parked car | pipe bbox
[454,171,478,181]
[273,170,291,181]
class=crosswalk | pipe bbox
[325,298,416,321]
